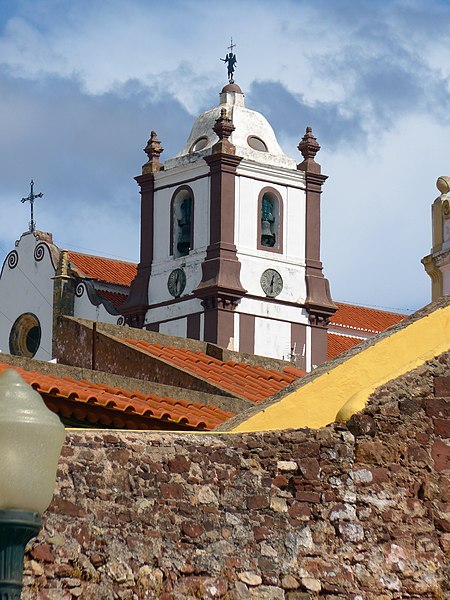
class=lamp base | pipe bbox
[0,510,41,599]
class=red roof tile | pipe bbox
[330,302,405,334]
[327,333,364,360]
[68,252,137,287]
[122,338,305,403]
[96,289,128,309]
[0,363,233,430]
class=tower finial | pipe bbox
[220,38,237,84]
[142,131,164,174]
[20,180,43,233]
[212,108,235,154]
[297,126,321,174]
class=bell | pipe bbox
[261,220,275,247]
[177,228,190,255]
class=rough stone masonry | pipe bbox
[22,351,450,599]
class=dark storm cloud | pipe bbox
[247,81,365,150]
[0,68,193,218]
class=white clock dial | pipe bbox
[167,268,186,298]
[260,269,283,298]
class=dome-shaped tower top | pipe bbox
[165,83,296,170]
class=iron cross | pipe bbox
[21,180,43,233]
[227,37,236,54]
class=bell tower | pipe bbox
[122,82,336,370]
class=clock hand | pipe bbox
[270,274,275,292]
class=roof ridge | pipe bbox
[67,250,137,266]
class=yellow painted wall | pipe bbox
[231,305,450,432]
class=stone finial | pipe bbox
[297,126,321,174]
[212,108,236,154]
[436,176,450,196]
[142,131,164,174]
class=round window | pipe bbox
[190,137,208,152]
[247,136,268,152]
[9,313,42,358]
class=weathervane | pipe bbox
[221,37,237,84]
[21,180,43,233]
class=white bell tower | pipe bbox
[122,83,336,370]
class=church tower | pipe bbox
[121,82,336,370]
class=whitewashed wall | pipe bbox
[148,163,209,306]
[0,233,55,360]
[73,282,121,325]
[159,317,187,338]
[235,163,307,303]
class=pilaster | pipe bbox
[121,132,164,328]
[297,127,336,365]
[193,134,246,345]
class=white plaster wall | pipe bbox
[238,255,307,305]
[159,317,187,338]
[152,165,210,263]
[0,233,55,360]
[145,298,203,325]
[305,324,312,372]
[73,284,121,325]
[149,165,209,306]
[235,164,307,304]
[237,297,308,323]
[233,312,239,351]
[254,317,291,360]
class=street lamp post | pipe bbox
[0,369,66,599]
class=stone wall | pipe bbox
[22,353,449,599]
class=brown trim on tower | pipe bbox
[120,172,155,327]
[201,298,236,348]
[169,185,195,257]
[297,127,336,320]
[145,322,159,332]
[309,323,328,369]
[187,312,201,340]
[257,186,283,253]
[239,313,255,354]
[193,150,247,347]
[297,126,336,367]
[291,322,306,371]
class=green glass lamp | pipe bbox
[0,369,66,599]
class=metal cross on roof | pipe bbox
[21,180,43,233]
[228,37,236,54]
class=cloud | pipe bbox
[0,68,193,261]
[0,0,449,312]
[247,80,366,151]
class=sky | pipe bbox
[0,0,449,314]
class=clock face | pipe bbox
[260,269,283,298]
[167,268,186,298]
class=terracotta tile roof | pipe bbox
[0,363,232,430]
[327,333,364,360]
[122,338,305,403]
[68,252,137,287]
[330,302,405,334]
[96,289,128,309]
